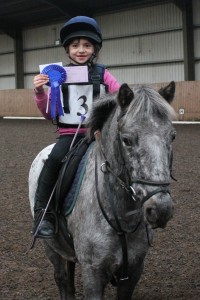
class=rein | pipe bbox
[94,130,171,285]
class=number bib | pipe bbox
[58,83,106,125]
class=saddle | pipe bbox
[55,137,91,214]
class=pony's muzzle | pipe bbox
[143,195,174,229]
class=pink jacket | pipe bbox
[34,69,120,135]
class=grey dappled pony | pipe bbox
[29,82,176,300]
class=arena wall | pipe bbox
[0,89,47,118]
[0,81,200,121]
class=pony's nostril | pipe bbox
[156,219,167,228]
[146,207,152,215]
[146,206,158,224]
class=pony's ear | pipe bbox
[118,83,134,108]
[159,81,175,104]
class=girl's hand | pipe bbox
[33,74,49,91]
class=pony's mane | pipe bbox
[124,86,176,123]
[86,86,176,141]
[86,95,117,140]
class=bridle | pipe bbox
[94,129,172,285]
[95,130,171,207]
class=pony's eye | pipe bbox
[122,137,132,146]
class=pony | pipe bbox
[29,82,176,300]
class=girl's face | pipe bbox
[68,38,95,64]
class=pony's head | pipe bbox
[87,82,176,229]
[116,82,176,228]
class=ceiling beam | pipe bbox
[0,23,17,38]
[41,0,74,18]
[172,0,183,10]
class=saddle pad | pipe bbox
[63,142,95,216]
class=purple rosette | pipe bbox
[42,64,67,118]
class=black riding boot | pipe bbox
[33,161,59,238]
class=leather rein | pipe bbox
[94,130,171,285]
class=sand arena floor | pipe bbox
[0,119,200,299]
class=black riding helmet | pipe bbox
[60,16,102,49]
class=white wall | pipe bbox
[96,2,183,84]
[0,0,200,89]
[0,34,15,89]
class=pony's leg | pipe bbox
[81,266,107,300]
[44,243,76,300]
[116,263,144,300]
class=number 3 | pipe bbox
[77,95,88,116]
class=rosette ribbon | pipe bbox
[42,64,67,118]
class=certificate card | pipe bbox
[39,63,88,83]
[64,66,88,83]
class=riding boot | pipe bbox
[34,209,56,238]
[33,160,59,238]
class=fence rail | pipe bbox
[0,81,200,121]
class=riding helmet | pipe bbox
[60,16,102,49]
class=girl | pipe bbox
[33,16,120,238]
